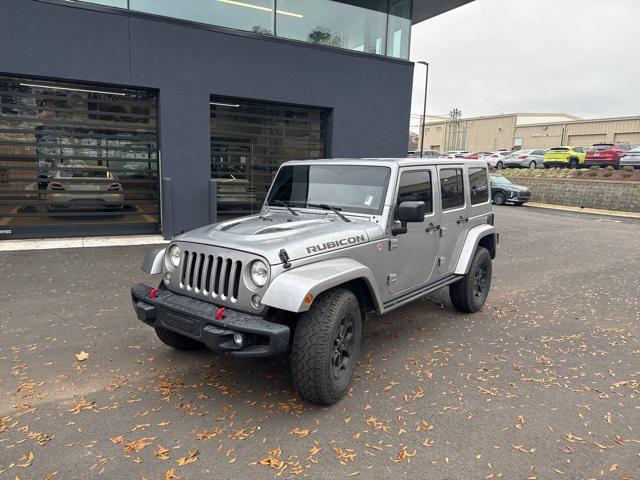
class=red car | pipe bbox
[464,151,492,160]
[585,143,635,169]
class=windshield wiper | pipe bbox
[308,203,351,223]
[271,200,299,216]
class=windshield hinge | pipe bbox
[279,249,292,269]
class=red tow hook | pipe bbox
[149,288,159,299]
[215,307,226,321]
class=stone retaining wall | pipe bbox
[502,176,640,212]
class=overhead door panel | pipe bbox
[210,97,329,220]
[0,76,160,239]
[614,132,640,145]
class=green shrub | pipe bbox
[603,171,613,177]
[622,165,634,173]
[605,165,615,172]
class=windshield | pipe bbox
[267,164,391,215]
[490,175,512,185]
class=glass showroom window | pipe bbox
[276,0,387,55]
[387,0,411,59]
[129,0,274,34]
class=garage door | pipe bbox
[210,97,329,220]
[0,76,160,239]
[614,132,640,145]
[567,134,606,147]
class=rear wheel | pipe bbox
[529,161,537,169]
[568,157,579,169]
[449,247,492,313]
[155,327,203,351]
[290,288,361,405]
[496,161,504,169]
[492,191,507,205]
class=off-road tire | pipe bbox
[449,247,492,313]
[492,191,506,205]
[290,288,361,405]
[155,326,203,351]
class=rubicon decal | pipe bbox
[306,235,366,254]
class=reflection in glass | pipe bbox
[129,0,274,34]
[276,0,387,55]
[387,0,411,59]
[0,76,160,237]
[82,0,128,8]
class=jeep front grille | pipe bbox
[179,250,242,302]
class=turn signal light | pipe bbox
[303,294,314,305]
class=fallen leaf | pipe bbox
[75,351,89,362]
[176,450,199,466]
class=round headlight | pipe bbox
[250,260,269,288]
[167,245,181,270]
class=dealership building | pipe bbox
[0,0,471,239]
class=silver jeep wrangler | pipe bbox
[132,159,497,405]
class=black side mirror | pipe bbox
[393,201,426,235]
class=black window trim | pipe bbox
[394,167,435,220]
[438,166,466,212]
[468,166,490,206]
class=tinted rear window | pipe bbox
[550,148,568,152]
[593,144,613,150]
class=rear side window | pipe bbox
[396,170,433,217]
[440,168,465,210]
[469,167,489,205]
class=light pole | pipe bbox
[416,61,429,158]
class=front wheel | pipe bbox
[492,191,507,205]
[290,288,362,405]
[449,247,492,313]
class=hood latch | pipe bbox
[279,249,292,269]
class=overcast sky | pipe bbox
[409,0,640,125]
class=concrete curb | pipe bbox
[0,235,168,252]
[525,202,640,219]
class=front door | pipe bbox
[386,167,440,295]
[437,166,469,276]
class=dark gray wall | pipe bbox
[0,0,414,237]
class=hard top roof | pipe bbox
[282,158,487,168]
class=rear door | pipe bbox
[436,166,468,276]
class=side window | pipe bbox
[396,170,433,218]
[469,167,489,205]
[440,168,465,210]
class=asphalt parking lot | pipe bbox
[1,206,639,480]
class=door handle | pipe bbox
[456,216,469,224]
[425,223,440,232]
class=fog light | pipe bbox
[233,333,245,347]
[164,273,171,283]
[251,294,262,309]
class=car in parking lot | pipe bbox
[543,146,587,169]
[502,149,546,169]
[132,158,498,405]
[408,150,440,158]
[584,143,636,169]
[486,150,511,169]
[620,146,640,169]
[441,150,469,159]
[489,174,531,205]
[464,151,493,160]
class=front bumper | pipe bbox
[131,283,290,357]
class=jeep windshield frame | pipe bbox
[266,164,392,216]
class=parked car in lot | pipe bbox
[486,150,511,169]
[502,149,546,169]
[490,174,531,205]
[620,146,640,169]
[464,151,493,160]
[132,159,498,405]
[584,143,635,169]
[407,150,440,158]
[543,146,587,169]
[441,150,469,159]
